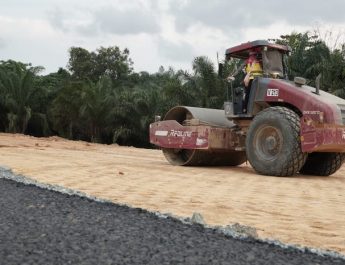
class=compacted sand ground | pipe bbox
[0,133,344,254]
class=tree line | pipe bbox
[0,32,345,147]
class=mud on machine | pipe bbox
[149,40,345,176]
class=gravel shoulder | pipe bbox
[0,170,344,265]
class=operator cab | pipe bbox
[222,40,291,119]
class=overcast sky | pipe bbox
[1,0,345,74]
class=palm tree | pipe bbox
[161,68,197,108]
[0,60,44,133]
[49,81,85,139]
[182,56,224,108]
[79,77,115,142]
[110,71,173,147]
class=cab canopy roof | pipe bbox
[225,40,291,59]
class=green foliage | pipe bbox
[67,47,95,81]
[0,60,47,134]
[48,81,85,139]
[1,32,345,147]
[276,32,345,94]
[79,77,115,143]
[68,46,133,82]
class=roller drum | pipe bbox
[162,106,246,166]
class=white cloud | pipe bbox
[242,23,310,43]
[0,15,71,71]
[0,38,5,49]
[48,4,160,37]
[170,0,345,33]
[1,0,345,74]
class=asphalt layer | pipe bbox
[0,178,344,265]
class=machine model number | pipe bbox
[267,89,279,97]
[169,130,192,137]
[303,111,321,115]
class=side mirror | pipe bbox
[218,63,224,78]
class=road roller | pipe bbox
[149,40,345,176]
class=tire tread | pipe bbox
[300,152,345,176]
[246,106,307,176]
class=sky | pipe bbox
[1,0,345,75]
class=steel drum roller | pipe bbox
[162,106,246,166]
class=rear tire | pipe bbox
[299,152,345,176]
[245,106,307,176]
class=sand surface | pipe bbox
[0,133,344,254]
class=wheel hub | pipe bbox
[254,126,283,161]
[266,136,277,151]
